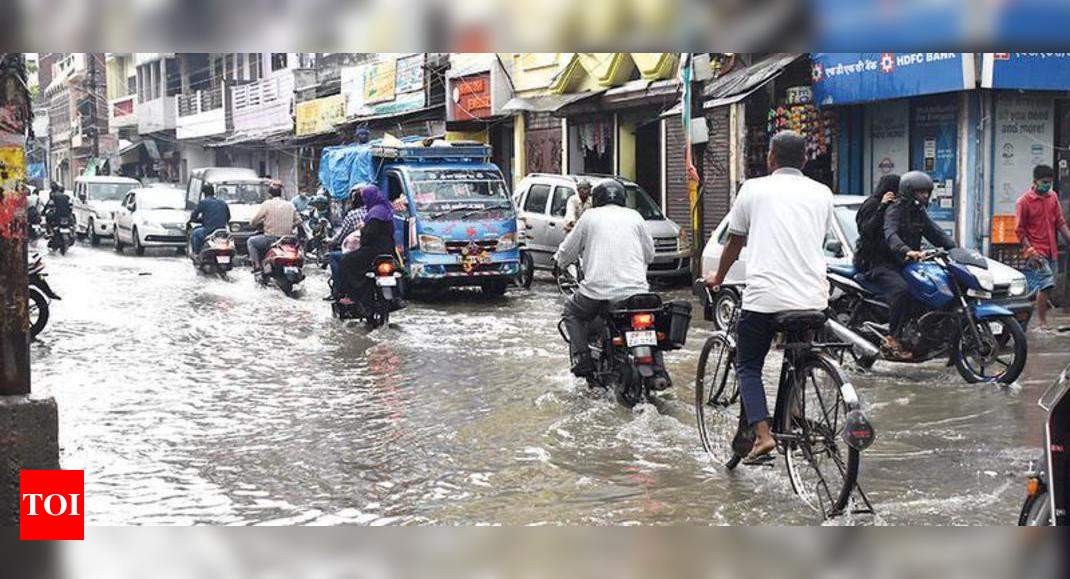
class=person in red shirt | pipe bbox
[1015,164,1070,330]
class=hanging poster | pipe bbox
[910,95,958,233]
[992,94,1054,215]
[868,100,910,190]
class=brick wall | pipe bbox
[664,107,731,245]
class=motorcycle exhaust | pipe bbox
[825,318,880,366]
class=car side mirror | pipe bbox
[129,204,136,213]
[826,240,844,258]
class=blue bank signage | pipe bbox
[982,53,1070,91]
[812,53,975,106]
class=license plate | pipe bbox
[626,330,657,347]
[376,276,397,287]
[284,266,299,275]
[988,321,1004,335]
[216,255,231,264]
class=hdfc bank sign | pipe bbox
[20,470,84,541]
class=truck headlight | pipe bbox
[1009,277,1027,296]
[677,227,689,252]
[496,232,516,251]
[419,234,446,254]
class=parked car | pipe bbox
[700,194,1032,330]
[514,173,690,280]
[72,175,142,245]
[185,168,271,254]
[112,187,190,255]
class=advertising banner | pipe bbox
[982,53,1070,91]
[992,94,1054,215]
[868,100,910,191]
[812,53,974,106]
[363,58,397,105]
[295,94,346,136]
[910,95,958,233]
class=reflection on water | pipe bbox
[29,244,1070,525]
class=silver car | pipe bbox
[700,194,1032,329]
[514,173,690,279]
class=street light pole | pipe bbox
[0,53,31,396]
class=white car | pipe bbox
[72,175,142,245]
[112,188,190,255]
[700,194,1032,329]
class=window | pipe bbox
[523,184,551,214]
[549,186,573,217]
[165,58,181,97]
[386,173,405,202]
[271,53,288,72]
[248,53,261,80]
[188,178,201,207]
[225,54,234,80]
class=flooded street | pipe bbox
[29,242,1070,525]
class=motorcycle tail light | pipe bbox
[612,337,624,347]
[637,355,654,364]
[376,262,395,276]
[631,313,655,330]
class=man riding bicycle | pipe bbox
[554,179,655,380]
[705,131,836,463]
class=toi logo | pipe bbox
[20,470,84,541]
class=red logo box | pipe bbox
[20,470,84,541]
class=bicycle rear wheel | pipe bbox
[783,353,860,518]
[695,334,738,455]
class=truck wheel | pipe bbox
[482,280,508,297]
[88,219,100,246]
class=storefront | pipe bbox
[812,52,977,241]
[445,64,515,187]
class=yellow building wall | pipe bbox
[617,114,636,181]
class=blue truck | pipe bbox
[319,138,520,295]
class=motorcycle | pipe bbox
[297,209,332,267]
[513,216,534,289]
[558,293,691,407]
[257,236,305,297]
[331,254,406,329]
[27,251,61,340]
[826,248,1028,384]
[1018,327,1070,526]
[46,215,74,255]
[188,228,236,280]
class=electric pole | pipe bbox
[88,52,99,160]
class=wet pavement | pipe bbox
[28,241,1070,525]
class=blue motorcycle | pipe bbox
[827,248,1028,384]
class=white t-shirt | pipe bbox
[727,168,835,313]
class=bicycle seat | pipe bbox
[773,310,827,333]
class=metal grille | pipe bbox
[654,237,677,253]
[445,240,498,254]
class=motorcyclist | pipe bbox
[853,174,900,272]
[338,185,395,307]
[867,170,957,359]
[248,181,301,272]
[43,181,73,234]
[326,185,368,299]
[188,183,231,254]
[553,179,655,379]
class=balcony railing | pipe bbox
[230,72,295,134]
[177,87,224,117]
[176,86,227,140]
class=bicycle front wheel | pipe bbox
[695,333,738,455]
[783,353,860,518]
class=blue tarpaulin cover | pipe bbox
[318,136,429,200]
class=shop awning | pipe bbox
[702,53,802,109]
[204,127,294,149]
[501,92,603,114]
[554,81,680,116]
[115,139,161,164]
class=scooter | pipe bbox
[297,209,332,266]
[188,228,236,280]
[826,248,1029,384]
[1018,327,1070,526]
[27,251,61,340]
[332,254,406,329]
[46,215,74,255]
[514,216,534,289]
[257,236,305,297]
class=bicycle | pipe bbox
[694,286,876,518]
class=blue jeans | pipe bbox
[246,234,279,270]
[736,310,776,426]
[190,226,208,254]
[328,250,344,297]
[1025,256,1056,293]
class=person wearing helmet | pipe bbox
[868,170,957,359]
[564,179,593,233]
[188,183,231,254]
[43,181,73,236]
[553,178,655,379]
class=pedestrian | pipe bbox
[1015,164,1070,331]
[248,181,301,272]
[705,131,835,463]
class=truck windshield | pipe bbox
[89,183,138,202]
[214,182,269,205]
[408,169,512,218]
[623,185,664,220]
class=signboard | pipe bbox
[910,95,958,232]
[363,58,397,105]
[982,53,1070,91]
[395,54,424,94]
[812,53,974,106]
[868,100,909,190]
[450,73,492,120]
[295,94,346,136]
[341,65,366,118]
[992,94,1054,215]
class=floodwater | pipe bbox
[28,241,1070,525]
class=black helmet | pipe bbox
[898,171,933,200]
[592,179,627,208]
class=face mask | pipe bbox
[1035,182,1052,194]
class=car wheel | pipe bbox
[113,229,124,252]
[712,289,740,331]
[133,227,145,256]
